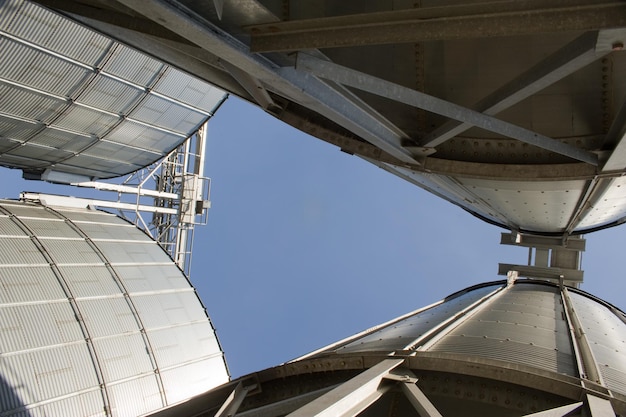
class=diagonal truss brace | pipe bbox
[296,54,598,165]
[421,30,624,148]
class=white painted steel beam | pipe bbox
[421,30,620,147]
[520,402,583,416]
[400,381,444,417]
[73,181,179,199]
[286,359,404,417]
[215,382,253,417]
[587,394,617,416]
[115,0,420,165]
[296,54,598,165]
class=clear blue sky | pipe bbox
[2,96,625,379]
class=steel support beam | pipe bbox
[587,394,617,416]
[286,359,404,417]
[602,100,626,171]
[520,402,583,416]
[297,54,598,165]
[401,382,444,417]
[114,0,420,165]
[215,382,252,417]
[248,1,626,52]
[421,30,621,147]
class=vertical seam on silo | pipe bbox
[411,283,509,352]
[43,206,170,407]
[0,204,114,416]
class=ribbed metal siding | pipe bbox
[0,0,227,179]
[428,283,577,376]
[335,284,502,353]
[568,291,626,396]
[0,200,229,417]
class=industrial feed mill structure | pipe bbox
[1,0,626,416]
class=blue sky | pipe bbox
[2,96,626,379]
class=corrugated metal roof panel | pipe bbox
[133,290,207,330]
[2,0,113,66]
[116,264,191,293]
[103,119,183,151]
[107,375,163,416]
[336,283,502,353]
[24,389,106,417]
[95,240,170,264]
[0,202,58,219]
[76,222,151,242]
[77,75,144,114]
[153,66,225,111]
[6,143,74,163]
[18,218,79,238]
[58,265,121,298]
[428,283,577,376]
[130,94,206,135]
[92,334,154,382]
[160,357,229,405]
[28,128,97,152]
[568,291,626,395]
[42,238,103,264]
[0,37,92,97]
[0,265,65,304]
[0,215,27,236]
[148,321,222,368]
[77,298,140,338]
[80,140,162,169]
[0,237,47,265]
[0,113,39,142]
[0,81,67,123]
[102,43,165,87]
[53,105,120,137]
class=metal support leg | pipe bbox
[400,382,444,417]
[587,395,616,417]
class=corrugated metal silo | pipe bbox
[0,199,229,417]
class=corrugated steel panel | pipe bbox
[80,140,162,168]
[336,283,501,353]
[103,119,183,151]
[53,105,120,137]
[132,290,203,330]
[75,222,151,242]
[6,143,74,163]
[148,321,222,368]
[77,75,144,114]
[92,334,154,382]
[576,176,626,230]
[102,43,165,87]
[0,265,65,304]
[0,37,92,97]
[568,291,626,396]
[58,265,122,298]
[18,218,79,238]
[24,389,106,417]
[159,357,229,405]
[0,81,67,123]
[107,375,164,417]
[77,298,140,338]
[2,0,113,66]
[0,237,47,265]
[28,128,97,152]
[0,202,58,219]
[95,240,171,264]
[153,66,226,111]
[129,94,206,135]
[0,200,228,416]
[41,238,103,265]
[0,215,27,236]
[116,264,191,293]
[0,113,39,142]
[0,302,84,352]
[428,283,577,376]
